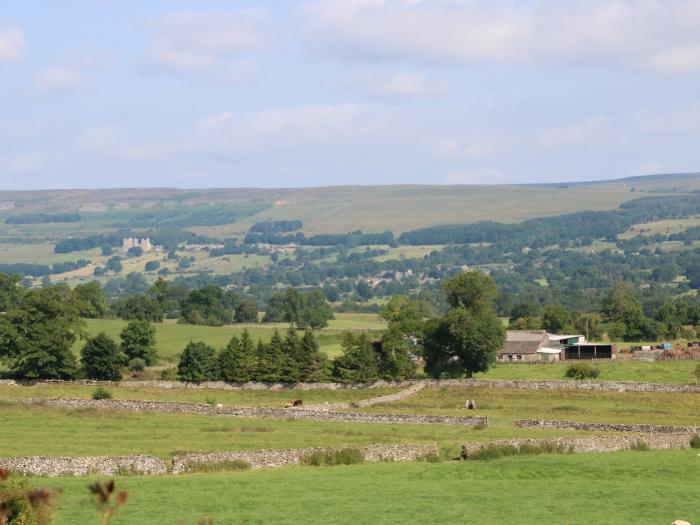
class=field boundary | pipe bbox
[515,419,700,434]
[460,433,696,459]
[303,382,427,411]
[0,444,438,477]
[18,398,488,426]
[3,377,699,393]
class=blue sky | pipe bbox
[1,0,699,190]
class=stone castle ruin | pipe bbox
[122,237,153,252]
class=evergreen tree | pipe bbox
[177,341,219,383]
[255,333,285,382]
[81,332,125,381]
[218,330,257,382]
[119,320,158,365]
[280,326,302,382]
[298,329,330,382]
[332,332,380,383]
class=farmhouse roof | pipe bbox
[500,330,550,355]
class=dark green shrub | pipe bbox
[92,387,112,400]
[177,342,219,383]
[81,333,124,381]
[564,363,600,380]
[690,435,700,449]
[128,358,146,372]
[301,448,364,467]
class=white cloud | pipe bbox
[346,69,448,97]
[303,0,700,73]
[31,66,87,95]
[0,26,24,62]
[432,137,495,158]
[30,51,110,96]
[0,153,42,174]
[147,9,266,79]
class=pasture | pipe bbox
[475,360,700,384]
[32,450,700,525]
[76,313,387,362]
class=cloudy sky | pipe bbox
[1,0,700,189]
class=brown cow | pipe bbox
[284,399,303,408]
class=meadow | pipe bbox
[32,450,700,525]
[475,360,699,384]
[0,402,585,458]
[75,313,387,362]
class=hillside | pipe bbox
[1,173,698,237]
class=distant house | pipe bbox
[497,330,563,363]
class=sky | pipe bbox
[1,0,700,190]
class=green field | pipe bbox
[0,402,582,458]
[76,313,386,363]
[29,451,700,525]
[357,386,700,426]
[475,360,699,384]
[0,383,400,408]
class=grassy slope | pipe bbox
[76,313,386,362]
[36,451,700,525]
[0,403,583,458]
[474,361,699,384]
[357,386,700,426]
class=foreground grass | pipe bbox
[360,386,700,426]
[75,313,386,363]
[474,360,699,384]
[0,403,584,458]
[34,450,700,525]
[0,384,400,408]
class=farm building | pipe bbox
[563,343,616,360]
[497,330,564,363]
[548,334,585,345]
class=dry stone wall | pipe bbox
[516,419,700,434]
[1,444,438,477]
[0,455,166,476]
[3,378,698,393]
[172,444,438,473]
[460,434,695,458]
[20,398,487,426]
[303,382,427,411]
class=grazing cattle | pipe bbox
[285,399,303,408]
[215,403,223,409]
[464,400,476,410]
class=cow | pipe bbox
[284,399,303,408]
[464,400,476,410]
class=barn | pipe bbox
[497,330,564,363]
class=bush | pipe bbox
[92,387,113,400]
[127,358,146,372]
[469,442,573,460]
[300,448,364,467]
[81,333,125,381]
[564,363,600,380]
[181,459,251,473]
[690,435,700,449]
[628,440,650,451]
[0,474,48,525]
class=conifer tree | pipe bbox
[177,341,219,383]
[298,329,330,382]
[332,332,380,383]
[280,326,302,382]
[255,333,284,382]
[219,330,257,382]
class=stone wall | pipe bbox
[171,444,438,473]
[303,382,427,411]
[1,444,438,477]
[3,377,698,393]
[20,398,488,427]
[516,419,700,434]
[460,434,695,459]
[0,455,166,476]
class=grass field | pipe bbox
[619,215,700,239]
[358,386,700,426]
[76,313,386,363]
[0,383,401,408]
[474,360,700,384]
[29,450,700,525]
[0,402,584,458]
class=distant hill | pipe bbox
[0,172,698,235]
